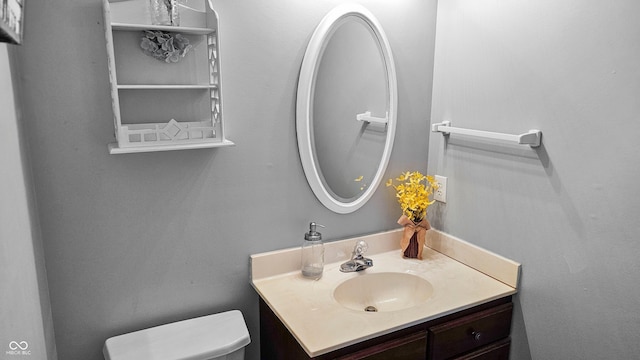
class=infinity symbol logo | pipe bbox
[9,341,29,350]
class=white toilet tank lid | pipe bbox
[103,310,250,360]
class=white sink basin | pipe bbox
[333,272,434,312]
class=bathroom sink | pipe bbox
[332,272,434,312]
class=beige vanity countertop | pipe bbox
[250,229,520,357]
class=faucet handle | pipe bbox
[340,240,373,273]
[353,240,369,256]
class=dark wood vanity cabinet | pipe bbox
[259,296,513,360]
[426,301,513,360]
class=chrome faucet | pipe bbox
[340,240,373,272]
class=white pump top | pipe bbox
[103,310,250,360]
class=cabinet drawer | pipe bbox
[337,331,427,360]
[427,302,513,360]
[455,338,510,360]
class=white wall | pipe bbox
[0,44,56,360]
[429,0,640,358]
[12,0,438,358]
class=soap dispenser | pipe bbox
[301,222,325,279]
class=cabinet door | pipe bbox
[427,303,513,360]
[336,331,426,360]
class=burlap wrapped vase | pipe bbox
[398,215,430,259]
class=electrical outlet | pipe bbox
[434,175,447,203]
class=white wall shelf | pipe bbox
[108,139,235,154]
[117,84,218,90]
[111,22,215,35]
[103,0,233,154]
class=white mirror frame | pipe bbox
[297,3,397,214]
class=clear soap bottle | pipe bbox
[301,222,325,279]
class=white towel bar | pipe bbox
[431,121,541,147]
[356,111,388,125]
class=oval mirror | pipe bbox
[297,4,397,214]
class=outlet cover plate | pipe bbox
[435,175,447,203]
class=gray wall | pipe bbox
[428,0,640,359]
[12,0,437,359]
[1,45,56,360]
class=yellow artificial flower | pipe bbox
[387,170,439,221]
[396,171,411,182]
